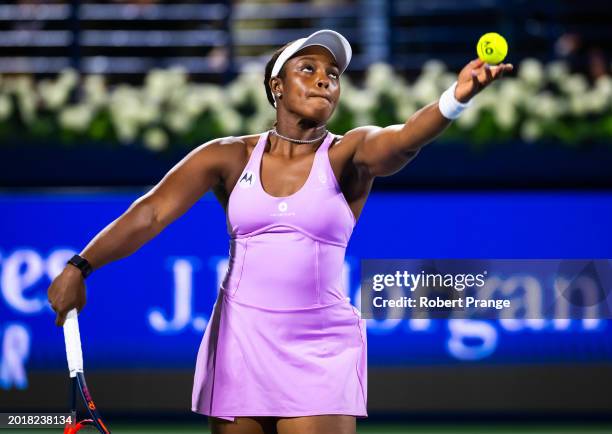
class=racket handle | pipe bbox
[63,308,84,377]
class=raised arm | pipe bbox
[47,137,236,325]
[351,59,513,177]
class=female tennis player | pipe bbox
[48,29,512,434]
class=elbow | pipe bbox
[130,198,163,232]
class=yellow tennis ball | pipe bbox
[477,33,508,65]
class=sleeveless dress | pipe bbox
[191,130,368,421]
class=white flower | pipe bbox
[84,75,107,107]
[5,76,38,123]
[594,76,612,102]
[167,84,189,107]
[192,85,224,114]
[182,86,211,117]
[342,87,376,112]
[139,101,161,124]
[583,90,608,113]
[38,79,70,110]
[37,69,79,111]
[0,94,13,120]
[561,74,588,95]
[253,86,274,110]
[472,90,498,110]
[145,69,170,102]
[498,79,525,105]
[5,76,34,95]
[17,93,37,124]
[438,72,457,89]
[529,92,560,120]
[57,68,78,89]
[164,110,193,134]
[411,77,439,105]
[518,58,544,87]
[569,95,589,116]
[109,85,147,134]
[354,111,373,125]
[213,106,242,135]
[422,59,446,78]
[493,103,517,129]
[520,120,542,142]
[546,61,569,83]
[114,120,139,144]
[365,62,396,92]
[145,67,187,103]
[59,104,94,132]
[396,99,417,120]
[456,105,479,129]
[143,128,168,151]
[245,113,275,132]
[226,80,250,105]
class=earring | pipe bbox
[276,93,281,97]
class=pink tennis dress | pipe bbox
[191,130,367,421]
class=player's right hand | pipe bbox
[47,265,87,326]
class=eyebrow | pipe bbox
[297,56,339,69]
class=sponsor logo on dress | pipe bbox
[238,170,255,189]
[270,200,295,217]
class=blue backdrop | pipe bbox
[1,191,611,390]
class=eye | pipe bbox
[300,63,338,80]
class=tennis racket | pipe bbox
[62,308,111,434]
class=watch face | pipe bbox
[69,255,92,278]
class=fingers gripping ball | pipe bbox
[477,33,508,65]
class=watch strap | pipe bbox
[67,254,93,279]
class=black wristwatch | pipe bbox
[67,254,93,279]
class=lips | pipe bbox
[309,93,331,102]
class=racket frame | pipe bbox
[63,309,111,434]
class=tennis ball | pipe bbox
[477,33,508,65]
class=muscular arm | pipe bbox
[48,137,238,325]
[350,59,513,177]
[80,139,230,269]
[350,102,450,177]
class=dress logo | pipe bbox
[271,200,294,217]
[238,170,255,189]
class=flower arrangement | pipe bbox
[0,58,610,152]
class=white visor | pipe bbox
[270,29,352,108]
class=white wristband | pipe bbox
[438,81,473,120]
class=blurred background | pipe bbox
[1,0,611,433]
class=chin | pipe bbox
[302,105,335,122]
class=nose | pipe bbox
[316,75,330,89]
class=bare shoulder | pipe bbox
[189,134,268,191]
[329,126,382,163]
[184,134,256,172]
[191,134,249,158]
[330,126,380,150]
[341,125,382,143]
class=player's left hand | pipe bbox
[454,58,514,103]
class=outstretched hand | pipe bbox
[454,58,514,103]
